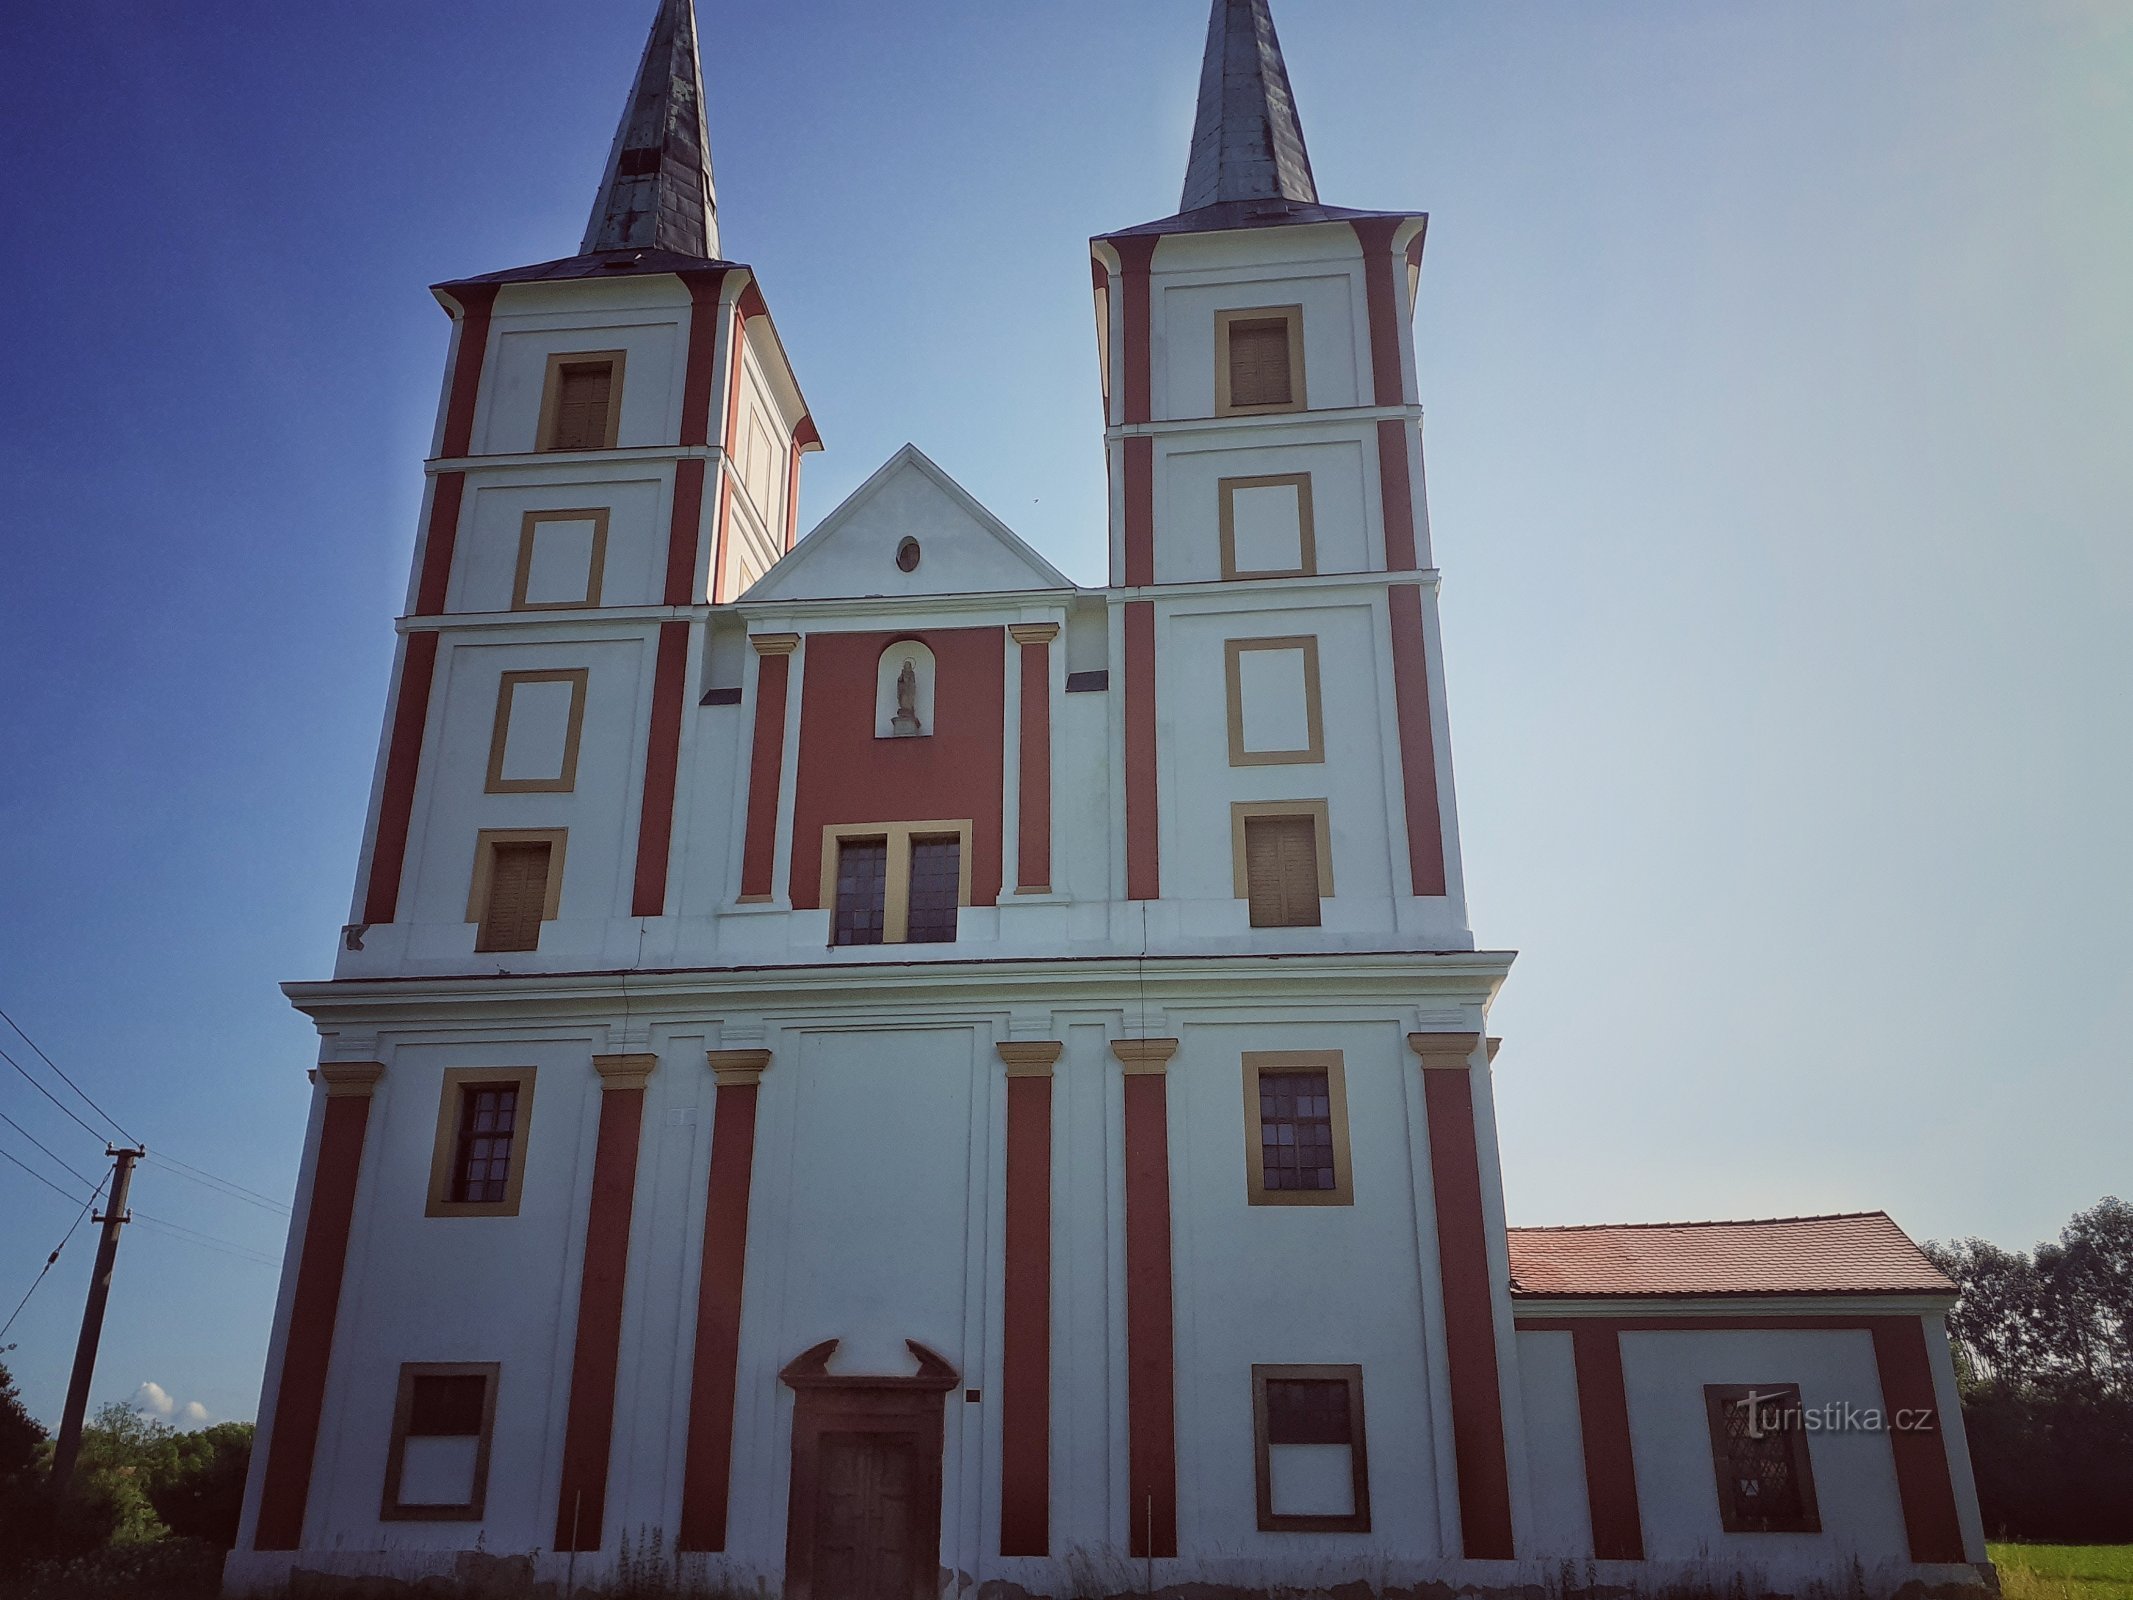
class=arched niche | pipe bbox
[876,639,936,739]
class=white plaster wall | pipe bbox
[452,473,669,613]
[1168,1019,1445,1558]
[399,634,649,962]
[301,1038,603,1554]
[1156,597,1399,932]
[477,315,684,456]
[1620,1328,1913,1567]
[1157,432,1374,583]
[1516,1330,1594,1558]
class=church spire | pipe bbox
[581,0,720,258]
[1179,0,1320,213]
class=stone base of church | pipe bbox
[224,1548,1997,1600]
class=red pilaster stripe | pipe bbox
[554,1060,654,1553]
[1117,1040,1178,1557]
[361,630,440,926]
[679,1054,769,1552]
[253,1070,380,1550]
[1123,435,1156,589]
[1388,585,1447,896]
[738,639,797,899]
[437,283,498,460]
[1418,1050,1515,1559]
[1870,1318,1967,1563]
[414,473,469,617]
[1115,236,1158,426]
[1570,1324,1644,1560]
[783,444,803,551]
[1352,217,1407,410]
[1124,601,1159,902]
[709,302,751,604]
[1013,626,1056,891]
[999,1048,1058,1556]
[665,458,707,608]
[676,269,731,449]
[630,621,691,917]
[1377,419,1420,574]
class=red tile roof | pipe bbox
[1506,1212,1956,1299]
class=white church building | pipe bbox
[229,3,1992,1595]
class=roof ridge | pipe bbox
[1507,1211,1896,1235]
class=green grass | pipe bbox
[1992,1544,2133,1600]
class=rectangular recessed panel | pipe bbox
[1267,1443,1356,1518]
[499,677,579,784]
[522,518,601,606]
[397,1435,481,1507]
[1237,646,1312,756]
[1229,482,1303,574]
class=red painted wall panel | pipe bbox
[1000,1074,1053,1555]
[787,629,1005,909]
[678,1078,762,1552]
[1123,1072,1177,1557]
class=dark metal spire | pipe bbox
[582,0,720,258]
[1180,0,1319,212]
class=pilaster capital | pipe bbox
[593,1053,659,1091]
[1110,1038,1180,1075]
[316,1062,384,1099]
[750,632,801,657]
[1008,622,1061,646]
[997,1041,1063,1078]
[1406,1031,1484,1069]
[706,1048,773,1087]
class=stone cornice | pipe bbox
[706,1048,772,1086]
[316,1062,384,1099]
[1407,1031,1484,1068]
[592,1053,659,1090]
[1110,1038,1180,1075]
[996,1041,1064,1077]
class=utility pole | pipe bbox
[50,1146,142,1494]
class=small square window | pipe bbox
[1704,1383,1821,1534]
[1216,306,1306,417]
[1252,1364,1370,1532]
[426,1067,536,1218]
[537,352,626,452]
[1243,1052,1352,1206]
[834,839,890,946]
[469,831,565,953]
[382,1363,499,1521]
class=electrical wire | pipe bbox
[0,1042,107,1144]
[0,1109,96,1188]
[0,1175,107,1342]
[146,1152,291,1216]
[130,1212,280,1268]
[0,1144,92,1206]
[0,1005,137,1145]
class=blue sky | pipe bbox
[0,1,2127,1428]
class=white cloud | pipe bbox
[133,1381,175,1418]
[179,1401,211,1426]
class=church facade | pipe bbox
[228,3,1991,1596]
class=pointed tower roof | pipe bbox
[1180,0,1319,212]
[582,0,720,258]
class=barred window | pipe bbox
[451,1083,520,1205]
[904,837,962,944]
[1704,1384,1820,1534]
[833,839,890,946]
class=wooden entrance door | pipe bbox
[781,1339,958,1600]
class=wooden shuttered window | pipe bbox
[1227,316,1295,410]
[476,841,551,953]
[1244,814,1322,928]
[545,360,616,451]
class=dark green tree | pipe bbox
[0,1359,49,1572]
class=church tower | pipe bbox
[229,3,1986,1594]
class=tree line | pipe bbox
[1925,1194,2133,1543]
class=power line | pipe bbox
[131,1212,280,1268]
[0,1144,92,1206]
[0,1109,97,1188]
[147,1152,291,1216]
[0,1176,107,1342]
[0,1042,106,1144]
[0,1006,137,1145]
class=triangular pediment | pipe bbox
[744,444,1072,603]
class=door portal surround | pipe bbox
[780,1338,959,1600]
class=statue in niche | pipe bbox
[891,656,923,737]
